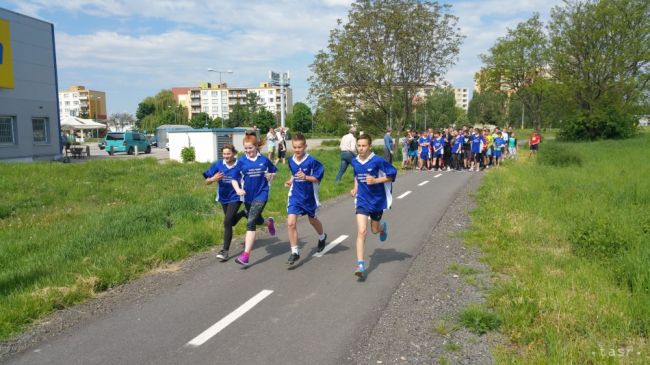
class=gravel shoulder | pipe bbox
[346,173,502,365]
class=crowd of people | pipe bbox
[203,131,395,279]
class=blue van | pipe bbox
[105,131,151,155]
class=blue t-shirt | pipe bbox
[494,137,506,149]
[237,153,278,203]
[352,153,398,213]
[203,160,242,204]
[287,153,324,213]
[470,134,483,153]
[452,136,464,154]
[418,136,430,148]
[383,133,394,151]
[433,137,444,155]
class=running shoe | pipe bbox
[267,217,276,236]
[379,221,388,242]
[354,265,366,278]
[286,252,300,265]
[317,233,328,252]
[216,249,229,262]
[234,253,250,266]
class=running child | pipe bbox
[234,132,278,267]
[284,133,328,265]
[203,144,245,262]
[529,130,541,158]
[350,134,397,279]
[508,132,517,159]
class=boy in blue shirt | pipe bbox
[234,132,278,267]
[350,134,397,279]
[283,133,328,265]
[417,131,430,170]
[432,131,444,171]
[451,130,464,171]
[203,144,246,261]
[470,128,483,172]
[493,131,506,168]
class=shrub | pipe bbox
[181,146,195,163]
[320,139,340,147]
[537,143,582,167]
[558,108,637,140]
[459,303,501,335]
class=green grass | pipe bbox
[0,149,353,340]
[466,132,650,363]
[459,303,501,335]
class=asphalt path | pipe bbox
[6,168,476,365]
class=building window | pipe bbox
[0,116,16,144]
[211,91,218,97]
[32,118,49,143]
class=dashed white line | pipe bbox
[418,180,429,186]
[314,234,348,258]
[186,289,274,347]
[397,191,412,199]
[434,173,442,178]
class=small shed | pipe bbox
[156,124,191,148]
[168,128,248,163]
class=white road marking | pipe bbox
[314,235,348,258]
[397,191,412,199]
[418,180,429,186]
[434,173,442,178]
[186,289,274,347]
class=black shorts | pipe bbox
[471,152,481,161]
[355,208,383,222]
[279,150,286,158]
[530,144,538,151]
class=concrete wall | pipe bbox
[168,128,246,163]
[0,9,60,161]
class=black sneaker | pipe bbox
[317,234,328,252]
[216,249,229,262]
[286,252,300,265]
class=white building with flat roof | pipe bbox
[0,8,61,161]
[454,88,469,111]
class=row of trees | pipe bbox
[472,0,649,139]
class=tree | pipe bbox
[107,112,136,131]
[252,108,275,133]
[245,92,261,119]
[136,98,156,121]
[314,97,348,134]
[289,102,313,132]
[548,0,649,139]
[190,112,211,129]
[310,0,463,148]
[227,103,247,127]
[467,90,508,126]
[480,14,549,129]
[422,88,458,129]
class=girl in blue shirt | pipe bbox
[234,133,278,266]
[350,134,397,279]
[203,144,245,262]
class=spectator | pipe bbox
[335,126,357,182]
[383,128,394,164]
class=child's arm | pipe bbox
[350,176,358,197]
[231,179,246,196]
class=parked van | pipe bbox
[105,131,151,155]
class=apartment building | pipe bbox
[58,85,106,120]
[175,82,293,120]
[453,88,469,111]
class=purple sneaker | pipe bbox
[234,253,250,266]
[267,217,276,236]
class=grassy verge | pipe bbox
[465,132,650,363]
[0,149,353,340]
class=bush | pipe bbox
[558,108,637,140]
[181,146,195,163]
[537,143,582,167]
[320,139,340,147]
[459,303,501,335]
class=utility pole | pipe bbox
[521,103,525,129]
[270,70,290,129]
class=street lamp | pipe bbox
[94,96,102,138]
[207,68,233,85]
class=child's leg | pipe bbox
[287,214,298,248]
[308,216,324,235]
[370,219,382,234]
[355,214,369,262]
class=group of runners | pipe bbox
[203,131,396,279]
[400,126,540,171]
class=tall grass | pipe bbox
[0,149,353,340]
[466,133,650,363]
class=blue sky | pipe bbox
[3,0,562,116]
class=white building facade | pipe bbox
[454,88,469,112]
